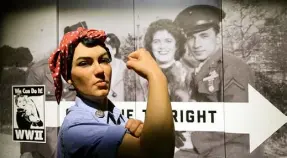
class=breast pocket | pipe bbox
[197,77,221,101]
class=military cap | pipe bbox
[174,5,225,36]
[64,21,88,34]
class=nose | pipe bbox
[192,37,201,49]
[162,41,170,49]
[156,42,164,50]
[93,62,105,75]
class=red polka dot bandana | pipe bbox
[48,27,107,104]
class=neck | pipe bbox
[77,93,108,110]
[159,59,175,69]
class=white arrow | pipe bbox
[225,85,287,152]
[44,84,287,153]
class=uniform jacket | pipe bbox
[190,50,255,103]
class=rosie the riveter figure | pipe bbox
[48,27,175,158]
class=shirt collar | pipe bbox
[73,96,126,124]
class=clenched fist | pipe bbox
[125,119,144,138]
[126,48,164,80]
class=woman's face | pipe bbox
[151,30,176,64]
[70,43,112,99]
[16,96,26,108]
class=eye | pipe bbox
[166,39,173,43]
[200,33,209,38]
[152,39,160,44]
[99,57,111,64]
[78,61,88,66]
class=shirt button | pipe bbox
[47,91,50,94]
[95,110,105,118]
[63,88,68,93]
[112,91,117,97]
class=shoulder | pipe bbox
[26,58,50,84]
[60,106,102,147]
[60,105,127,157]
[222,53,253,74]
[29,58,49,73]
[221,53,255,89]
[223,53,250,69]
[63,105,96,127]
[31,58,49,69]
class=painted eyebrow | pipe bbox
[76,57,91,61]
[100,52,109,57]
[75,52,109,61]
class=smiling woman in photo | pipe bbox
[136,19,191,102]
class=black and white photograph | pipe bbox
[12,85,45,143]
[0,0,287,157]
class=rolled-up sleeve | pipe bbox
[62,122,127,158]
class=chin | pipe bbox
[95,90,109,97]
[194,55,208,61]
[80,90,109,99]
[157,59,170,64]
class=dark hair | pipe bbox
[106,33,121,59]
[187,25,220,37]
[66,38,111,80]
[15,94,24,106]
[144,19,186,61]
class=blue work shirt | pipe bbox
[57,96,128,158]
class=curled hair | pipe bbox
[144,19,186,61]
[15,94,24,106]
[66,38,111,80]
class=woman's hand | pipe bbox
[125,119,144,138]
[126,48,165,81]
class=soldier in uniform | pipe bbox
[20,22,86,158]
[173,4,264,158]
